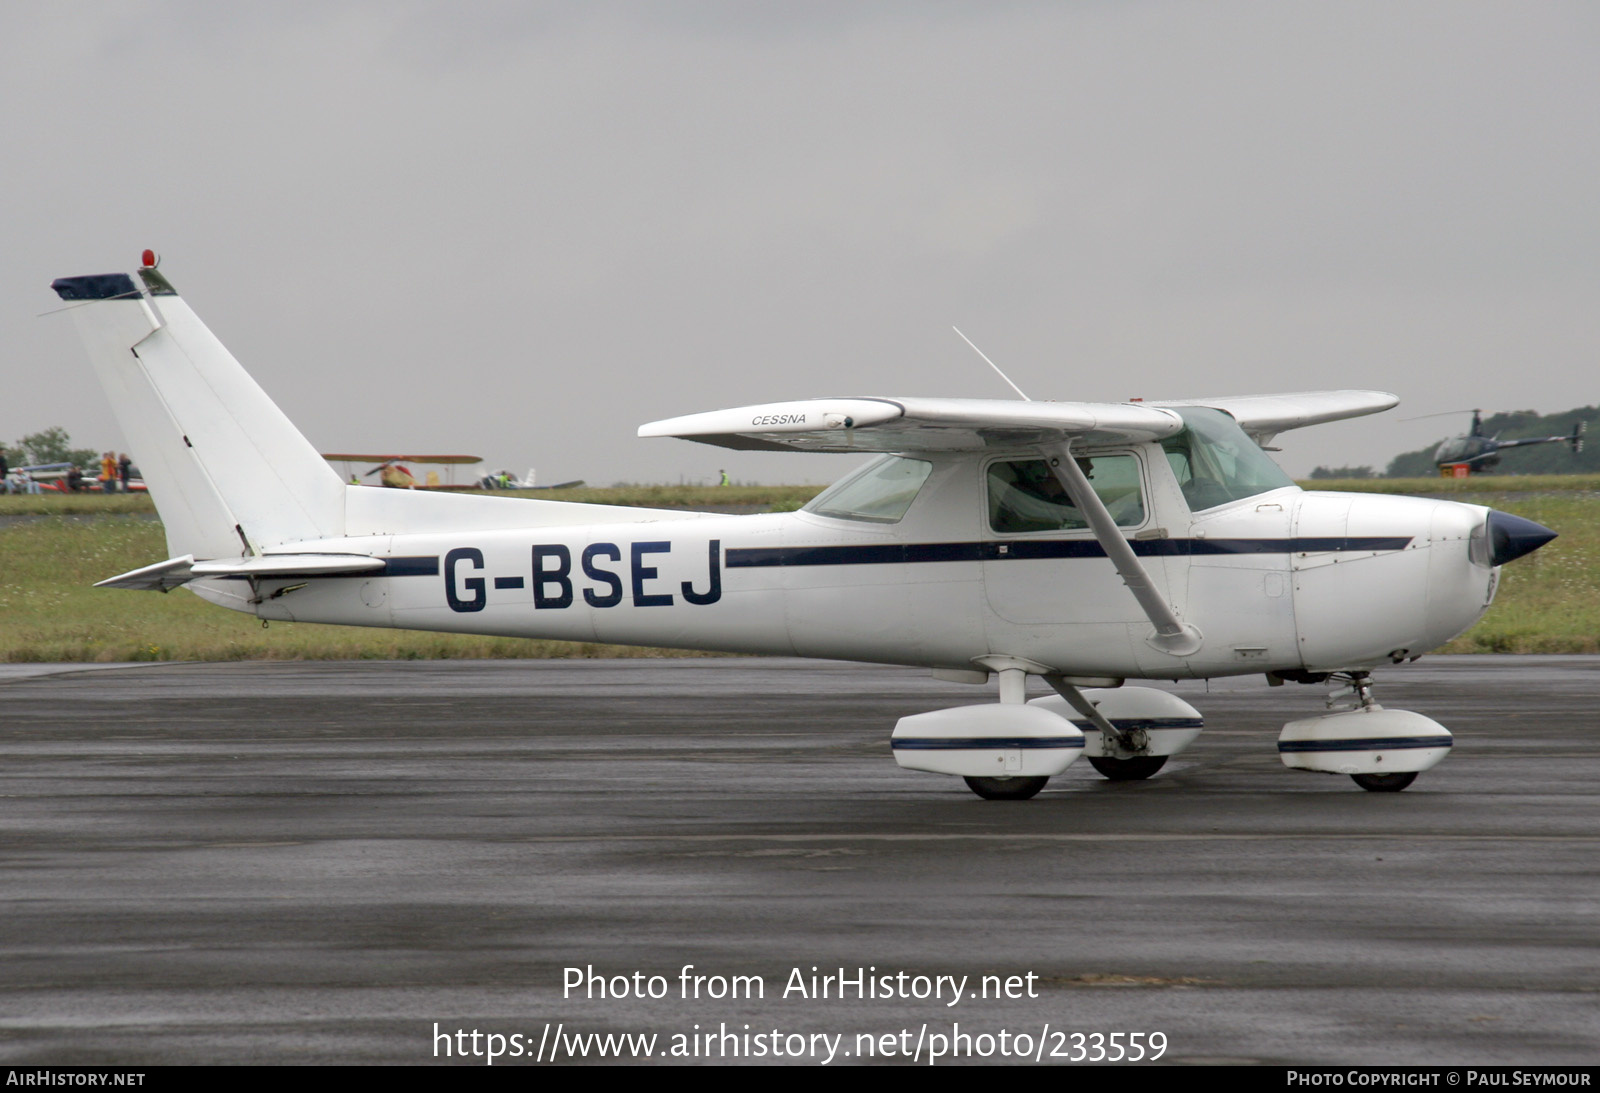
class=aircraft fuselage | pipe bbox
[195,450,1498,680]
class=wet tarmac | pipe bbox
[1,656,1596,1066]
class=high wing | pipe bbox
[639,391,1397,453]
[638,397,1184,452]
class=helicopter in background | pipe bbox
[1420,410,1585,475]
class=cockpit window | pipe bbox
[804,456,933,523]
[988,454,1145,533]
[1161,407,1295,511]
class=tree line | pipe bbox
[5,427,100,469]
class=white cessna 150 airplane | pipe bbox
[52,255,1556,800]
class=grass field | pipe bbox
[0,517,719,662]
[1431,493,1600,653]
[1,480,1593,660]
[0,483,824,518]
[1298,473,1600,496]
[0,493,159,516]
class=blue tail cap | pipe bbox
[51,273,138,301]
[1487,510,1557,566]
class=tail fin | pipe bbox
[1571,421,1586,455]
[51,259,345,559]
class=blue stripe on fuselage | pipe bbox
[381,556,441,577]
[725,537,1411,568]
[314,537,1410,580]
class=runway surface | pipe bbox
[1,655,1596,1066]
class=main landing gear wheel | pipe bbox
[963,776,1049,801]
[1087,755,1168,781]
[1351,772,1418,793]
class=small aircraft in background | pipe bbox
[1418,409,1585,475]
[53,255,1558,801]
[5,461,78,493]
[321,453,483,490]
[478,468,587,491]
[320,455,585,491]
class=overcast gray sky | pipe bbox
[7,1,1597,486]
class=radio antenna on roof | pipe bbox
[952,327,1030,401]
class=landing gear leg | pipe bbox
[1327,670,1378,712]
[1046,675,1167,782]
[956,662,1055,801]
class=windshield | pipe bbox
[1161,407,1295,510]
[804,456,933,523]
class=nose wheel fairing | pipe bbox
[1279,706,1453,778]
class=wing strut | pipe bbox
[1045,677,1146,756]
[1046,442,1203,658]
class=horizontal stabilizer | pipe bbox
[97,553,385,591]
[95,555,201,591]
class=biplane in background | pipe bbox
[320,456,585,491]
[320,453,483,490]
[53,255,1557,801]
